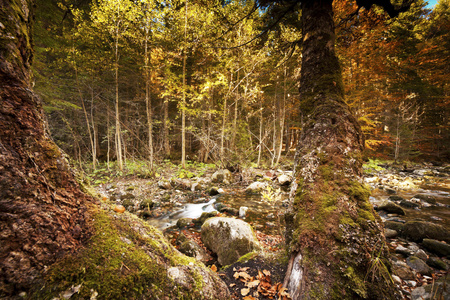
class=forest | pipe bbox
[33,0,449,169]
[0,0,449,299]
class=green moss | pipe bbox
[348,181,370,202]
[31,207,211,299]
[32,209,167,299]
[343,267,367,298]
[237,251,258,263]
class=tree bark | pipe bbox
[283,0,400,299]
[0,0,90,294]
[0,2,231,298]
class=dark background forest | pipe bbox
[33,0,450,172]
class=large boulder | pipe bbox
[401,221,450,243]
[201,217,260,266]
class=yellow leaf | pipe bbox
[246,280,260,289]
[241,288,250,296]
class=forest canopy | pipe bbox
[33,0,449,170]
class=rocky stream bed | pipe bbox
[93,163,449,299]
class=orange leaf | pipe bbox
[210,265,217,272]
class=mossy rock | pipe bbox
[422,239,450,258]
[201,217,260,266]
[388,195,405,202]
[376,201,405,215]
[384,221,405,233]
[401,221,450,243]
[122,198,134,209]
[193,211,218,226]
[399,200,420,209]
[121,193,135,200]
[31,206,230,299]
[406,256,432,276]
[176,218,193,229]
[139,198,154,210]
[426,257,448,270]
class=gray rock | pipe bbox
[176,233,210,262]
[392,260,416,280]
[239,206,248,218]
[401,221,450,243]
[158,180,172,190]
[411,276,450,300]
[406,256,433,276]
[245,181,267,194]
[399,200,420,209]
[385,228,398,238]
[411,286,428,300]
[277,174,291,186]
[422,239,450,257]
[176,218,193,229]
[395,245,412,256]
[167,265,230,299]
[211,169,232,184]
[414,249,428,261]
[414,194,437,204]
[191,182,203,192]
[201,217,260,266]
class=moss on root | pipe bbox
[31,205,223,299]
[287,159,399,299]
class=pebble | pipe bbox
[114,205,126,213]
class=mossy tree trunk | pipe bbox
[0,0,91,295]
[283,0,400,299]
[0,3,230,299]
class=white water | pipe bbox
[147,198,216,229]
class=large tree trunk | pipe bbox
[0,1,231,299]
[0,0,90,294]
[283,0,400,299]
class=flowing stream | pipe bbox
[147,191,287,234]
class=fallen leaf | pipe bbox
[230,283,236,288]
[263,269,271,276]
[241,288,250,296]
[243,296,256,300]
[246,280,260,289]
[210,265,217,272]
